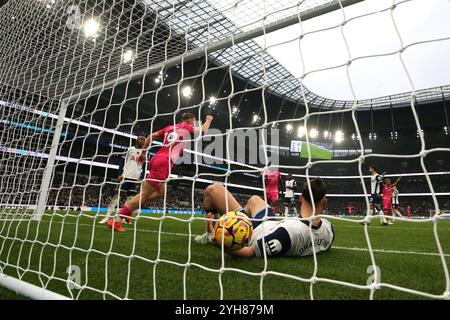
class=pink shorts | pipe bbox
[146,156,173,190]
[266,191,279,203]
[383,198,392,213]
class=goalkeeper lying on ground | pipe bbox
[195,178,335,258]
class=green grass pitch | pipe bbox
[0,211,449,300]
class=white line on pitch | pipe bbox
[332,246,450,257]
[335,224,450,231]
[87,222,450,258]
[4,220,450,258]
[118,226,450,258]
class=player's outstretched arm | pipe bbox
[144,131,164,148]
[138,131,163,162]
[195,115,213,135]
[211,240,254,258]
[227,246,255,258]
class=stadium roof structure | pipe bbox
[1,0,449,110]
[141,0,450,111]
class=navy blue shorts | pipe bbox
[120,180,139,196]
[370,194,380,206]
[284,197,296,205]
[240,207,276,229]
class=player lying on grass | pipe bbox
[197,178,334,258]
[106,113,213,232]
[99,135,146,225]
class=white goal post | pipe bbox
[0,0,449,301]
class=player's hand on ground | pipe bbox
[222,246,236,256]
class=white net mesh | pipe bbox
[0,0,449,300]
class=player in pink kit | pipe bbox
[107,113,213,232]
[382,177,400,225]
[262,167,281,214]
[347,204,353,216]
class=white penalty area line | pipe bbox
[143,228,450,258]
[332,246,450,258]
[2,219,449,258]
[46,220,450,258]
[336,224,450,232]
[113,225,450,258]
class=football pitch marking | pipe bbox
[33,220,450,258]
[331,246,450,258]
[336,224,450,232]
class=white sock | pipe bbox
[291,207,297,216]
[106,195,119,214]
[377,210,385,221]
[99,197,117,223]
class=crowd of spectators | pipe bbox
[46,172,250,211]
[325,198,450,217]
[323,176,450,194]
[44,169,450,217]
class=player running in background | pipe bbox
[381,177,399,225]
[283,173,297,217]
[107,113,213,232]
[261,166,281,214]
[199,178,334,258]
[391,185,403,218]
[406,206,411,219]
[346,204,353,217]
[368,166,386,225]
[99,136,146,224]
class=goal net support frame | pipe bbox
[0,273,69,300]
[1,0,449,301]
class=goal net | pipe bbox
[0,0,449,300]
[430,210,450,218]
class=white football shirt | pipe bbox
[392,188,399,205]
[285,179,296,198]
[249,218,334,258]
[121,147,143,180]
[370,174,382,194]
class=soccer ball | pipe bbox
[214,211,253,251]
